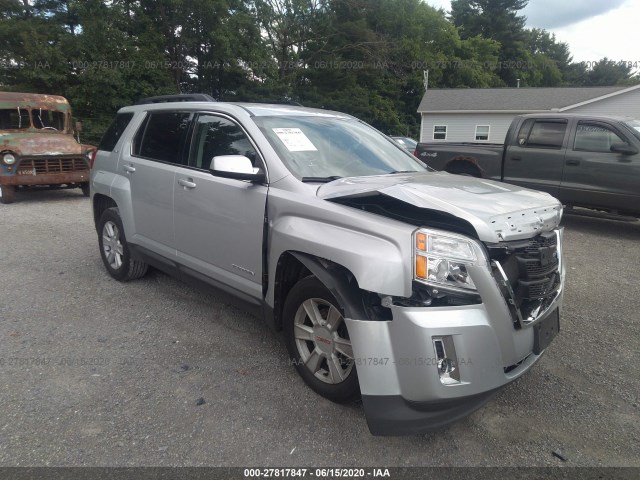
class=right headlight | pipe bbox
[3,153,16,165]
[413,228,481,292]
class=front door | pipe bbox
[561,120,640,212]
[174,112,268,303]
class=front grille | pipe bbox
[486,231,562,328]
[18,157,89,175]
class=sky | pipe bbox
[426,0,640,67]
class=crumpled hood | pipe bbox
[317,172,563,242]
[0,132,84,157]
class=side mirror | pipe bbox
[610,143,637,155]
[210,155,265,183]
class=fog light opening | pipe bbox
[433,337,461,385]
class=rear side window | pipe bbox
[517,119,567,149]
[98,113,134,152]
[134,112,192,163]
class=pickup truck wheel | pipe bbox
[284,276,359,402]
[98,208,148,281]
[0,185,16,204]
[80,183,90,197]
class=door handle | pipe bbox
[178,178,197,189]
[123,164,136,173]
[511,156,522,161]
[566,159,580,166]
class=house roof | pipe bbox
[417,86,637,113]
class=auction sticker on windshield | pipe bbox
[273,128,317,152]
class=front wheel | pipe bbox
[97,207,148,281]
[80,183,90,197]
[284,276,359,402]
[0,185,16,204]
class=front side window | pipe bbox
[32,109,65,130]
[0,108,30,130]
[252,115,426,179]
[189,114,257,170]
[518,120,567,149]
[624,119,640,141]
[574,123,626,153]
[475,125,490,141]
[433,125,447,140]
[134,111,192,164]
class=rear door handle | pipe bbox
[123,164,136,173]
[511,156,521,161]
[178,178,197,189]
[566,159,580,166]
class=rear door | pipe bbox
[173,112,268,304]
[124,111,193,258]
[561,120,640,211]
[503,118,569,196]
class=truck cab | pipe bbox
[0,92,94,204]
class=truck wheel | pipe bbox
[447,161,481,178]
[98,207,148,281]
[80,183,90,197]
[0,185,16,204]
[284,276,359,402]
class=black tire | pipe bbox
[0,185,16,204]
[80,183,90,197]
[97,207,148,281]
[284,276,360,402]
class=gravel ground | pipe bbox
[0,189,638,467]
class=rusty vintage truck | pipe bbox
[0,92,95,204]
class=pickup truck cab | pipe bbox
[91,97,565,435]
[415,113,640,217]
[0,92,94,204]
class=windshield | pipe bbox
[624,120,640,141]
[253,115,427,179]
[32,108,66,130]
[0,108,30,130]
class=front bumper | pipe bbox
[346,253,564,435]
[0,172,89,186]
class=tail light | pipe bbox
[89,149,97,169]
[412,149,418,158]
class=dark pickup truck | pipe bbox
[415,113,640,217]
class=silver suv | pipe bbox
[91,95,565,435]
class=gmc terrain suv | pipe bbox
[91,95,566,435]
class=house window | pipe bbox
[433,125,447,140]
[475,125,490,141]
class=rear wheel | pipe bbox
[0,185,15,204]
[98,207,148,281]
[284,276,359,402]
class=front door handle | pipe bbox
[178,178,197,189]
[511,156,522,161]
[566,159,580,166]
[123,164,136,173]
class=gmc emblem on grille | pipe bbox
[539,246,556,267]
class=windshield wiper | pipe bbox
[301,176,342,183]
[387,170,417,174]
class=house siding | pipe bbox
[564,87,640,118]
[420,113,515,143]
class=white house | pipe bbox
[417,85,640,143]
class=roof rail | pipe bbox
[135,94,215,105]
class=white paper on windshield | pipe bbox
[272,128,317,152]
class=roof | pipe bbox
[417,86,640,113]
[0,92,70,111]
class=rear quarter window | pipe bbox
[98,113,134,152]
